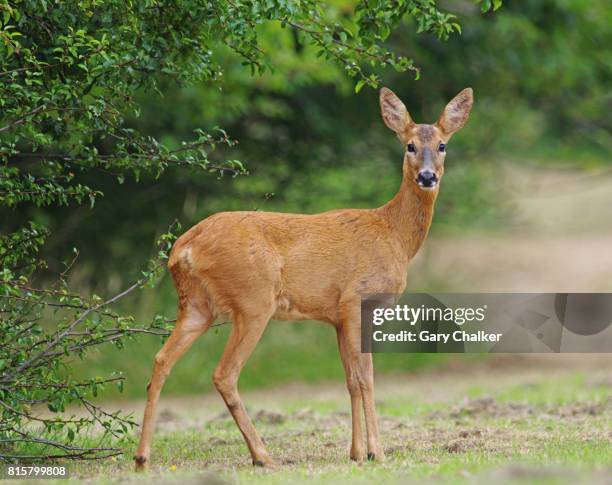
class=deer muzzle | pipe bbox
[416,170,438,189]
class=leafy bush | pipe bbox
[0,224,176,459]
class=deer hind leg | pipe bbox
[213,308,274,467]
[336,326,366,462]
[134,305,211,471]
[338,300,385,463]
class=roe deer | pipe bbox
[134,87,473,470]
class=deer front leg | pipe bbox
[360,351,384,461]
[338,301,385,462]
[336,327,366,462]
[213,312,273,467]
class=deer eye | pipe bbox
[407,143,416,153]
[438,143,446,152]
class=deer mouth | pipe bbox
[416,178,438,190]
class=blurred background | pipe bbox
[10,1,612,398]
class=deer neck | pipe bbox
[380,169,438,259]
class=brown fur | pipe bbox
[134,87,473,470]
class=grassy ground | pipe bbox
[26,355,612,485]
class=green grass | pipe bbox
[30,365,612,485]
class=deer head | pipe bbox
[380,87,473,191]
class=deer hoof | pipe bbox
[367,450,386,462]
[252,457,274,467]
[350,450,366,462]
[134,455,148,472]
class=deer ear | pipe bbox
[380,87,412,134]
[437,88,473,136]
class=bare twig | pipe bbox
[1,280,143,383]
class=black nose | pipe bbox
[416,170,438,187]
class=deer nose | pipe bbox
[416,170,438,188]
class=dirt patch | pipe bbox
[459,428,483,438]
[443,440,470,453]
[432,427,520,456]
[549,400,610,418]
[254,409,286,424]
[448,396,611,423]
[449,397,534,419]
